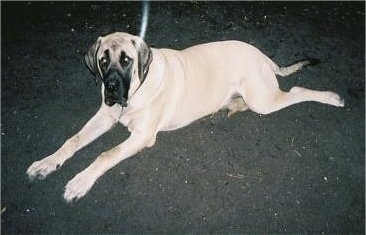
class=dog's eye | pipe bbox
[120,52,132,68]
[99,50,110,70]
[100,57,108,66]
[99,57,109,71]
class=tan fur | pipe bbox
[27,32,344,202]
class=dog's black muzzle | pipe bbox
[103,71,128,107]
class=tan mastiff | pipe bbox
[27,32,344,202]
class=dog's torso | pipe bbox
[121,40,273,132]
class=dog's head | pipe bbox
[85,32,153,107]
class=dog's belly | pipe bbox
[161,81,237,131]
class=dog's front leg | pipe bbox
[27,105,118,180]
[63,131,154,202]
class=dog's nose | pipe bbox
[106,80,119,91]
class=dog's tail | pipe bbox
[267,58,320,77]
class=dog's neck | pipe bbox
[126,49,165,111]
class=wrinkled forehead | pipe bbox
[98,34,137,57]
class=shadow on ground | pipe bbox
[1,1,365,234]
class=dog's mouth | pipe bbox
[103,71,130,107]
[103,80,127,107]
[104,90,127,107]
[105,99,118,107]
[104,97,127,107]
[104,100,127,107]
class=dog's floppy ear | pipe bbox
[85,37,102,83]
[132,38,153,83]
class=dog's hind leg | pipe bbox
[281,86,345,108]
[246,86,344,115]
[242,64,344,115]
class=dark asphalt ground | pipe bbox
[1,1,365,234]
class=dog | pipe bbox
[26,32,344,202]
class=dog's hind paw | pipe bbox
[326,91,345,107]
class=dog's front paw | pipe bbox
[26,157,60,181]
[63,171,97,203]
